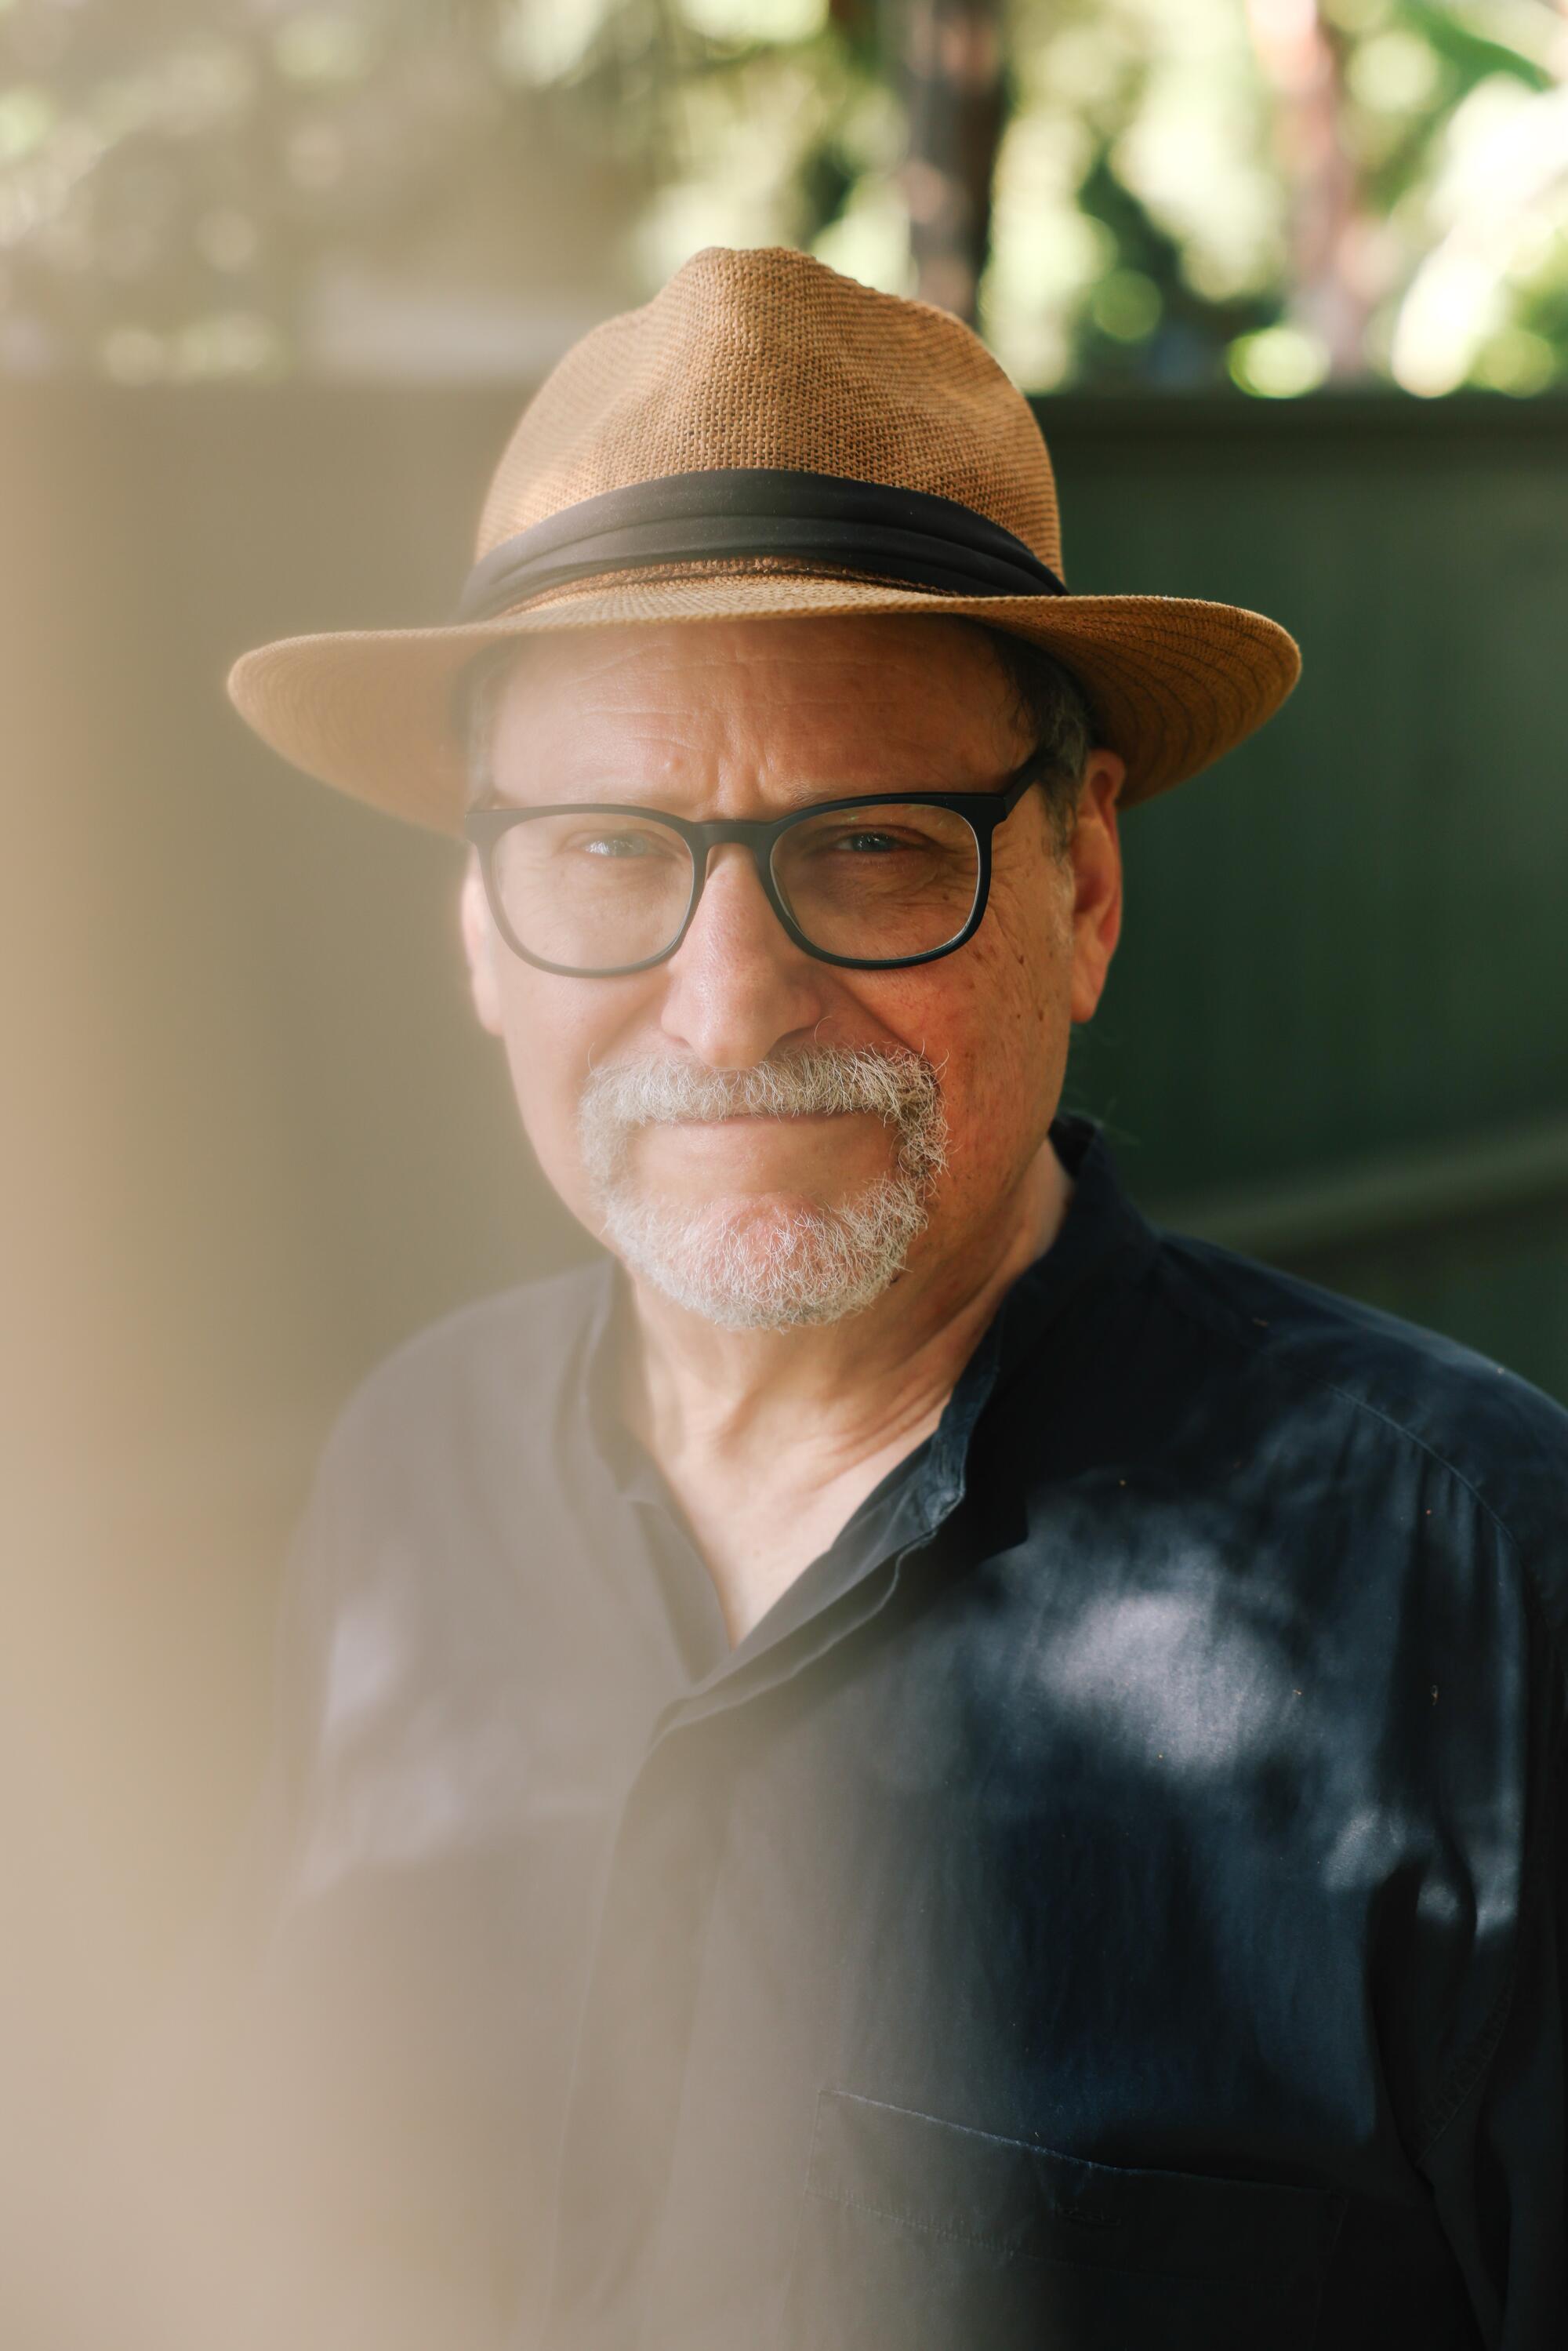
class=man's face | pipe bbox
[460,614,1123,1324]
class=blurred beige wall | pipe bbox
[1,388,590,2322]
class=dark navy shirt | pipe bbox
[161,1115,1567,2350]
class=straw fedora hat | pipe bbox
[227,245,1300,829]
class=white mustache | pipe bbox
[579,1043,945,1135]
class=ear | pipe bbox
[1068,747,1125,1026]
[459,852,504,1037]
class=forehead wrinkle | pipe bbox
[489,622,1025,811]
[491,722,710,810]
[497,615,1013,722]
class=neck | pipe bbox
[620,1133,1072,1485]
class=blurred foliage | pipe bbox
[1,0,1565,391]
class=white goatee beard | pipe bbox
[578,1045,949,1332]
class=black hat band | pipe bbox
[456,467,1066,623]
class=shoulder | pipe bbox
[331,1255,609,1433]
[1143,1223,1568,1655]
[269,1256,615,1663]
[309,1255,612,1506]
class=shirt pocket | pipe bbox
[778,2088,1345,2351]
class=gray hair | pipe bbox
[456,620,1097,841]
[982,628,1098,848]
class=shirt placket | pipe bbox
[534,1444,980,2351]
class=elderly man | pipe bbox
[201,249,1567,2350]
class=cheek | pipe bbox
[887,888,1070,1161]
[492,964,647,1187]
[918,869,1069,1060]
[872,947,1062,1149]
[985,867,1074,1059]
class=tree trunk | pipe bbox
[1244,0,1370,379]
[896,0,1005,325]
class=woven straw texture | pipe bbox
[228,245,1301,831]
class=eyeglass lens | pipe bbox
[489,804,983,971]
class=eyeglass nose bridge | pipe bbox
[690,815,777,851]
[673,815,797,950]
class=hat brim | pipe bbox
[226,570,1301,831]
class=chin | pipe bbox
[601,1177,931,1333]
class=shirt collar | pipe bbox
[973,1109,1158,1416]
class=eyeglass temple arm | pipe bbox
[996,737,1065,816]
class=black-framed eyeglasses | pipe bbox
[464,739,1056,978]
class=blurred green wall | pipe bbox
[1052,394,1568,1398]
[2,387,1566,2247]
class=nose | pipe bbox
[657,842,833,1070]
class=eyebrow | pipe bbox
[471,769,1013,816]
